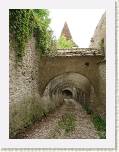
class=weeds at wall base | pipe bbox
[82,103,106,139]
[9,95,63,138]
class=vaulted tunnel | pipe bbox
[62,89,73,98]
[42,72,96,108]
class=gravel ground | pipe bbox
[18,99,99,139]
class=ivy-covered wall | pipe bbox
[9,9,56,60]
[9,9,57,138]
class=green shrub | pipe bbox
[57,35,75,49]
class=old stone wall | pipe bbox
[9,37,40,104]
[9,37,63,138]
[39,56,103,96]
[97,61,106,118]
[89,13,106,118]
[90,13,106,54]
[9,37,42,137]
[9,13,106,137]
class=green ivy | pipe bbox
[9,10,34,59]
[9,9,56,60]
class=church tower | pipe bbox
[60,22,72,40]
[60,22,78,47]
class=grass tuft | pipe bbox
[83,103,106,139]
[92,114,106,139]
[58,113,76,134]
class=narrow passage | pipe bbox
[18,100,99,139]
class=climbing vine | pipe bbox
[9,9,34,58]
[9,9,56,59]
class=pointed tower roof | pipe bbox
[60,22,72,40]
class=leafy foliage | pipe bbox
[9,9,56,59]
[9,9,34,58]
[33,10,57,54]
[57,36,75,49]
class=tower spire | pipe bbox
[60,21,78,48]
[60,22,72,40]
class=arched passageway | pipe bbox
[38,54,106,118]
[21,72,99,139]
[20,72,100,139]
[42,72,96,109]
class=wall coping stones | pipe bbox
[44,48,104,57]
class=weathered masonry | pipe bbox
[9,13,106,138]
[39,48,105,116]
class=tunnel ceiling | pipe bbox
[43,72,92,97]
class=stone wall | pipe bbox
[9,13,106,137]
[9,37,40,104]
[38,55,103,97]
[97,61,106,118]
[90,13,106,54]
[9,37,42,137]
[89,13,106,118]
[9,37,63,138]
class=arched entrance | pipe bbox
[42,72,96,109]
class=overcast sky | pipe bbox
[49,9,105,48]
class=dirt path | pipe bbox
[18,99,99,139]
